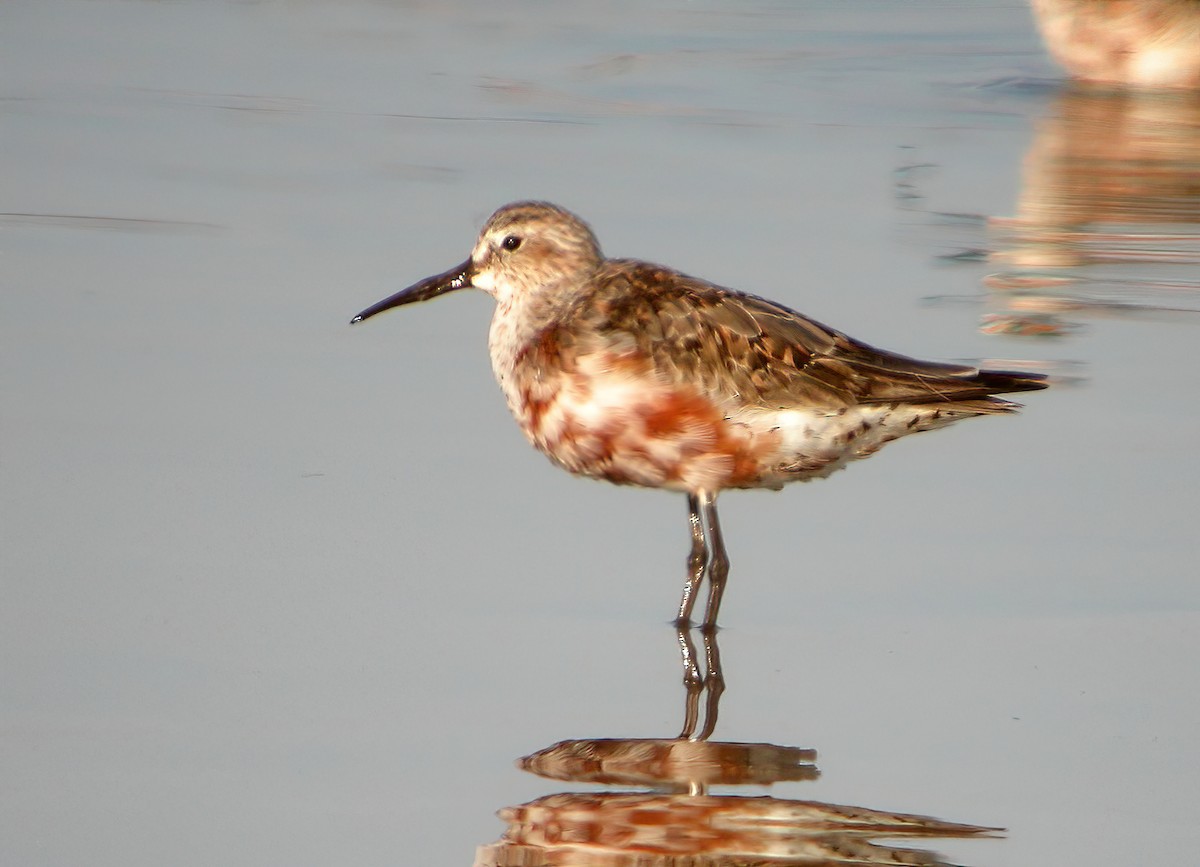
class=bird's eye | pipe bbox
[501,235,522,251]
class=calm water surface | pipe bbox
[3,2,1198,865]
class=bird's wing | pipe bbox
[565,261,1044,410]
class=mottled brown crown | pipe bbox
[482,201,602,268]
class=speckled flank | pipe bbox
[510,345,768,491]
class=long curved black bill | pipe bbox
[350,258,474,325]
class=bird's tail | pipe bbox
[949,369,1049,414]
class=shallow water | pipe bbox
[3,2,1199,865]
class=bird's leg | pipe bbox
[695,625,725,741]
[699,491,729,631]
[676,490,729,738]
[676,620,726,741]
[676,493,707,628]
[676,624,703,740]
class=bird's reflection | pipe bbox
[677,623,724,741]
[475,627,999,866]
[912,86,1200,344]
[983,86,1200,336]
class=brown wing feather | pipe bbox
[568,260,1046,411]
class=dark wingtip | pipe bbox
[977,370,1050,394]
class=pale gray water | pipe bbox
[3,2,1198,865]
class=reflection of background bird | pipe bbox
[981,87,1200,334]
[1030,0,1200,88]
[1015,90,1200,235]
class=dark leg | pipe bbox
[676,623,726,741]
[699,491,729,630]
[676,625,702,739]
[695,626,725,741]
[676,493,706,627]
